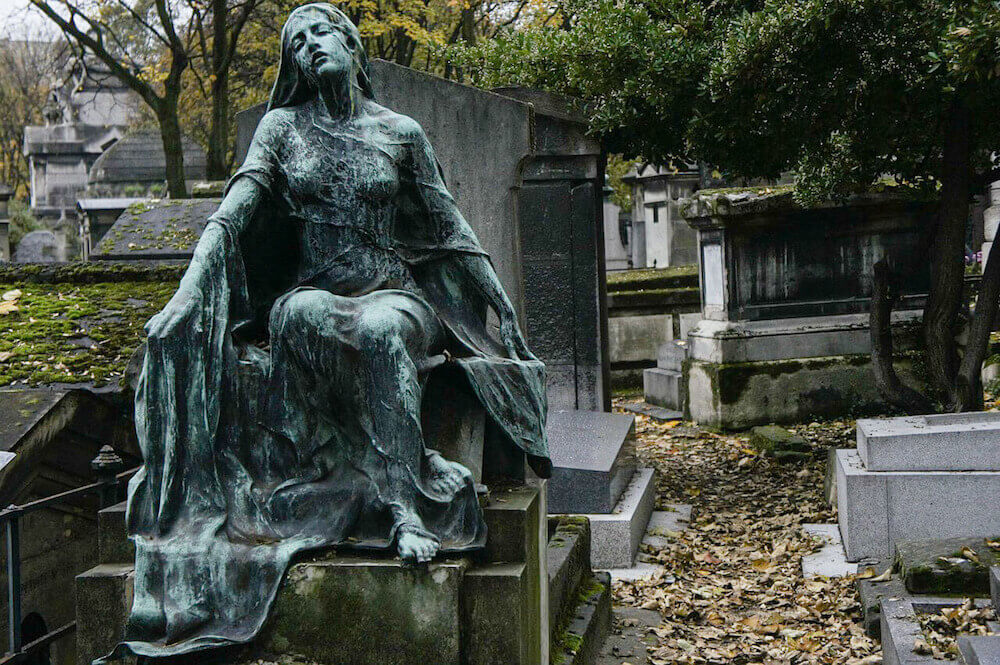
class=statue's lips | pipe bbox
[312,53,330,66]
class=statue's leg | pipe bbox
[272,289,469,562]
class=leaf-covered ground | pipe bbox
[609,398,882,665]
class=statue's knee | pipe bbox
[273,291,331,339]
[355,308,406,350]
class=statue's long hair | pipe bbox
[268,3,375,112]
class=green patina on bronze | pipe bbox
[101,5,549,663]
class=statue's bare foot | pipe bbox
[398,531,439,563]
[427,453,472,497]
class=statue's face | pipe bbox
[287,11,357,85]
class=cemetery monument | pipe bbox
[99,5,549,661]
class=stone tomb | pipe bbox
[679,190,934,429]
[836,413,1000,562]
[78,485,549,665]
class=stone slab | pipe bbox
[463,562,543,665]
[836,449,1000,561]
[686,354,929,431]
[643,367,682,411]
[960,635,1000,665]
[76,564,134,665]
[261,556,467,665]
[583,468,657,569]
[547,410,636,514]
[802,523,858,578]
[895,537,998,595]
[687,311,923,364]
[620,402,683,422]
[858,574,905,639]
[604,506,694,582]
[483,484,541,565]
[881,596,994,665]
[858,413,1000,471]
[607,314,672,364]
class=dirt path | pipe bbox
[603,400,882,665]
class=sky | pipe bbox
[0,0,58,39]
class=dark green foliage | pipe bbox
[456,0,1000,201]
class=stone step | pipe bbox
[547,409,636,515]
[606,505,692,581]
[643,367,682,411]
[585,467,657,569]
[547,516,592,633]
[881,595,993,665]
[550,572,612,665]
[857,413,1000,472]
[835,449,1000,561]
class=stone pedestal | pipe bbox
[836,414,1000,561]
[77,485,547,665]
[643,340,686,412]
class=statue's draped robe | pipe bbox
[102,105,549,661]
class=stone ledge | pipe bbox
[858,413,1000,472]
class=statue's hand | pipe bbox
[145,283,204,341]
[498,306,537,361]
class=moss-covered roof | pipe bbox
[93,198,218,259]
[0,262,179,389]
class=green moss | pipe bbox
[714,354,877,405]
[606,264,697,287]
[0,279,176,387]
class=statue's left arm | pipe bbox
[402,119,535,361]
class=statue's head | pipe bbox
[268,3,374,111]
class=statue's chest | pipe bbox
[284,129,400,210]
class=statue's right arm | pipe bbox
[145,177,265,340]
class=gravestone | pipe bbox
[14,230,65,263]
[679,190,933,429]
[837,413,1000,561]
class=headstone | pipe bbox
[13,230,65,263]
[680,190,934,428]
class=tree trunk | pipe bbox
[158,107,188,198]
[956,235,1000,411]
[871,260,936,414]
[206,0,230,180]
[923,96,972,408]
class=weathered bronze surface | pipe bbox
[100,4,548,660]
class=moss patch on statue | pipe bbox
[0,280,176,387]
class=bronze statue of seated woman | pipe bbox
[102,4,549,660]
